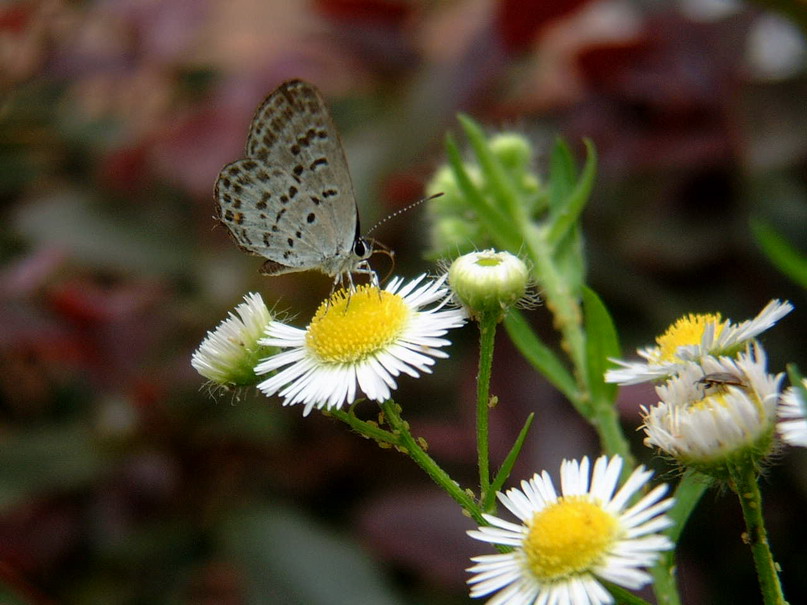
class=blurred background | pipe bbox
[1,0,806,603]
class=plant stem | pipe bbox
[522,223,587,404]
[476,313,497,503]
[729,460,788,605]
[380,400,484,524]
[520,223,631,461]
[328,408,398,445]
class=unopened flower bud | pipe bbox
[448,249,530,321]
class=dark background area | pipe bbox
[1,1,806,603]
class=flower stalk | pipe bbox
[475,311,497,502]
[728,459,788,605]
[380,400,485,524]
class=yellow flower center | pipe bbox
[476,256,502,267]
[305,285,410,363]
[523,496,619,581]
[690,388,763,417]
[654,313,725,362]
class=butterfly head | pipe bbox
[352,236,373,262]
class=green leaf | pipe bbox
[787,363,804,386]
[445,134,520,251]
[582,286,620,406]
[223,506,404,605]
[553,224,587,297]
[486,413,535,510]
[546,148,589,288]
[457,114,523,222]
[751,218,807,289]
[547,137,577,211]
[650,470,709,605]
[602,582,654,605]
[504,310,576,401]
[547,139,597,248]
[667,471,711,543]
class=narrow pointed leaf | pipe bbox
[445,134,520,251]
[548,137,577,211]
[504,310,576,401]
[667,472,711,543]
[582,286,620,405]
[457,114,523,222]
[486,413,535,510]
[547,139,597,247]
[751,218,807,289]
[602,582,654,605]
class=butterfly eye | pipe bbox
[353,238,372,260]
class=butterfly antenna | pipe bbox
[365,192,443,236]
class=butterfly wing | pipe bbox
[215,80,360,275]
[216,159,356,275]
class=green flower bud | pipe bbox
[448,249,530,321]
[428,217,486,259]
[490,133,533,172]
[426,164,485,216]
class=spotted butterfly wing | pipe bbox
[215,80,367,278]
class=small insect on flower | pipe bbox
[695,371,748,392]
[641,344,783,469]
[606,299,793,385]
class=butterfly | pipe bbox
[215,80,374,286]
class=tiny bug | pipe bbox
[695,372,746,391]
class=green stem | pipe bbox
[650,556,681,605]
[522,223,587,401]
[590,402,632,462]
[520,223,630,461]
[476,313,497,502]
[327,408,398,445]
[729,460,788,605]
[380,400,485,524]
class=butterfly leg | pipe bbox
[352,261,379,288]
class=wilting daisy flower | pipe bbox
[606,300,792,385]
[778,380,807,447]
[192,293,275,388]
[467,455,674,605]
[255,274,466,415]
[640,343,783,472]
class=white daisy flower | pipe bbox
[255,274,466,415]
[467,455,674,605]
[606,300,792,385]
[640,343,783,467]
[778,380,807,447]
[191,292,274,388]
